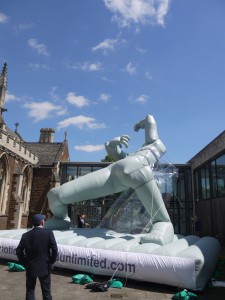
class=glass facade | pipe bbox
[60,162,119,228]
[212,154,225,198]
[194,152,225,201]
[167,165,193,235]
[60,162,193,235]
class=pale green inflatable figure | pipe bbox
[46,115,174,244]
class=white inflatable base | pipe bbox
[0,228,220,291]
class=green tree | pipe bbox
[101,155,115,162]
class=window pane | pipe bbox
[194,171,199,201]
[200,166,210,200]
[211,160,217,197]
[216,154,225,197]
[216,154,225,165]
[78,166,92,177]
[67,166,78,180]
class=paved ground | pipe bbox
[1,258,225,300]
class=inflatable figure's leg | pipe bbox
[46,166,126,229]
[135,181,174,245]
[135,180,170,222]
[111,157,173,244]
[48,168,106,217]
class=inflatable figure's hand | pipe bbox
[108,135,130,148]
[134,115,159,145]
[134,116,151,132]
[105,135,130,161]
[134,122,143,132]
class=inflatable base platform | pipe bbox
[0,228,220,291]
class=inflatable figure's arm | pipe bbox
[105,135,130,161]
[134,115,159,146]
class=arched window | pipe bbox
[21,166,31,214]
[0,154,9,214]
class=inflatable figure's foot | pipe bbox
[140,222,174,245]
[44,216,71,230]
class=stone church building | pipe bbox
[0,63,70,230]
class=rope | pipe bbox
[108,253,129,288]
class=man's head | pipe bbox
[32,214,46,227]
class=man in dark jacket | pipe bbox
[77,213,89,228]
[16,214,58,300]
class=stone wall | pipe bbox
[0,150,33,229]
[29,168,52,216]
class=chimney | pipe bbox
[39,128,55,143]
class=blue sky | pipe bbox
[0,0,225,163]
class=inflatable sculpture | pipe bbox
[0,114,220,291]
[46,115,174,244]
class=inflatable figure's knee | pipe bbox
[45,188,71,230]
[140,222,174,246]
[47,187,68,219]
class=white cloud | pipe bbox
[56,107,68,116]
[24,101,64,122]
[92,38,117,52]
[135,94,149,104]
[74,144,105,152]
[28,38,50,56]
[136,46,146,53]
[126,62,136,75]
[28,63,51,70]
[102,76,113,83]
[13,23,33,33]
[66,92,90,108]
[156,0,170,26]
[5,92,20,102]
[50,86,60,101]
[145,71,153,80]
[80,62,102,71]
[99,93,110,103]
[103,0,170,27]
[57,115,106,130]
[66,62,102,72]
[92,38,126,54]
[0,12,8,24]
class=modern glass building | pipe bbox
[188,130,225,243]
[193,153,225,202]
[60,161,193,235]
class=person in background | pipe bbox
[192,214,202,236]
[77,213,89,228]
[16,214,58,300]
[46,209,53,220]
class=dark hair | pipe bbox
[33,220,41,227]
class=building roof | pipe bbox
[188,130,225,164]
[25,141,67,166]
[6,126,25,142]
